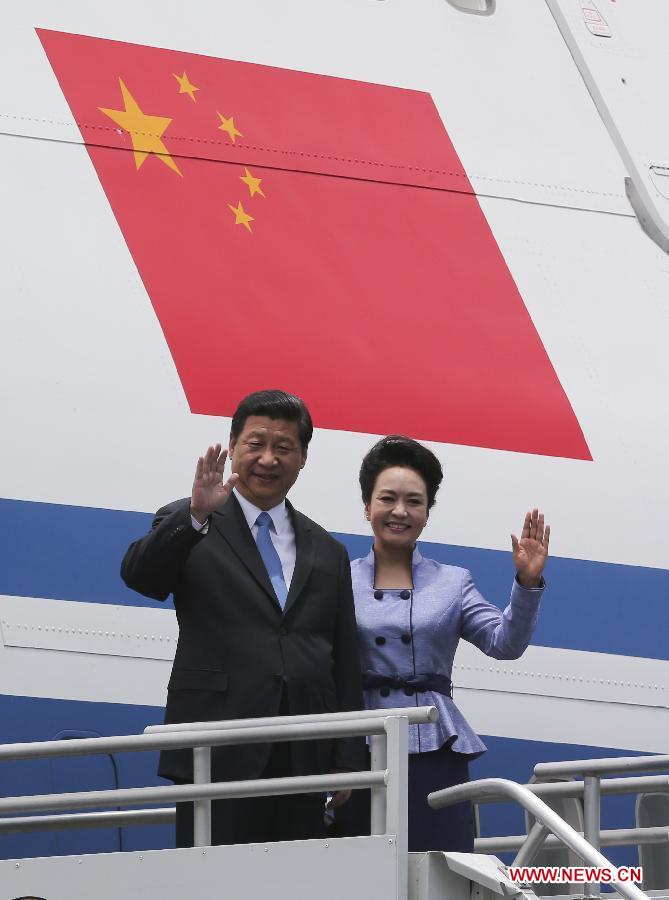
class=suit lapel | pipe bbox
[284,501,314,617]
[212,496,279,607]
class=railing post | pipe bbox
[192,746,212,847]
[370,732,387,835]
[384,716,409,900]
[513,819,551,867]
[584,775,601,896]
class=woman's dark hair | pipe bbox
[230,389,313,448]
[359,435,443,509]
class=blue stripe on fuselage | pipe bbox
[1,498,665,660]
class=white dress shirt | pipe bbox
[192,488,296,588]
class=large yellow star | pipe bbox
[217,113,243,143]
[228,200,254,233]
[240,166,265,198]
[173,71,199,102]
[100,79,181,175]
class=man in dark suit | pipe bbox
[121,390,363,846]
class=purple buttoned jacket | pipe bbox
[351,547,544,756]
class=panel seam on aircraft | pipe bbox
[0,116,627,201]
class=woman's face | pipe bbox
[365,466,429,552]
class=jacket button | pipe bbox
[375,636,386,646]
[379,687,390,698]
[404,687,415,696]
[400,590,411,600]
[401,634,411,645]
[279,627,287,636]
[374,590,384,600]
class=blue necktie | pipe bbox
[255,512,288,609]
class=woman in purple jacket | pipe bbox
[340,435,550,851]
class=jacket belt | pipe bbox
[362,671,453,698]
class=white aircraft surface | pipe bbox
[1,0,667,862]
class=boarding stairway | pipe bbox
[0,708,666,900]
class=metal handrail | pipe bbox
[472,775,669,859]
[0,707,430,853]
[476,825,669,853]
[0,770,383,817]
[466,773,669,897]
[530,754,669,895]
[519,775,669,800]
[0,808,176,834]
[0,715,406,762]
[535,755,669,779]
[428,778,649,900]
[145,705,439,733]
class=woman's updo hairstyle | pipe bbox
[359,435,443,510]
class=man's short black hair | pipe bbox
[359,435,443,509]
[230,389,314,449]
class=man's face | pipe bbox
[229,416,307,510]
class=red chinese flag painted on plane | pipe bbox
[38,28,590,459]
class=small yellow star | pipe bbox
[217,113,243,143]
[99,79,181,175]
[228,200,254,233]
[173,71,199,102]
[239,166,265,198]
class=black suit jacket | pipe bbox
[121,495,364,783]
